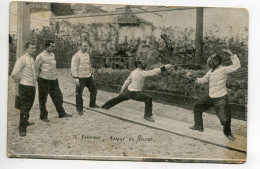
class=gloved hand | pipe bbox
[165,64,172,70]
[186,71,196,83]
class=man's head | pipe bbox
[80,41,89,53]
[207,54,222,69]
[135,58,147,70]
[25,41,36,56]
[45,40,55,53]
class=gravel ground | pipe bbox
[7,69,246,162]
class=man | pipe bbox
[188,49,241,141]
[11,42,37,137]
[71,41,100,115]
[35,40,72,122]
[101,58,172,122]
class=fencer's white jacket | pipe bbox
[196,54,241,98]
[35,50,57,80]
[11,53,36,86]
[122,67,162,92]
[71,50,92,82]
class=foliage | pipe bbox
[9,41,17,75]
[10,23,248,72]
[203,25,248,67]
[146,25,248,67]
[31,26,78,68]
[9,22,248,106]
[148,27,196,65]
[94,67,247,105]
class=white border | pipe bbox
[1,0,260,169]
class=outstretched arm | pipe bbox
[143,64,172,77]
[223,50,241,74]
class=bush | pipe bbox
[9,23,248,70]
[9,39,17,75]
[94,67,247,105]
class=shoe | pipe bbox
[101,105,109,110]
[27,122,35,126]
[144,116,155,122]
[189,125,204,132]
[59,113,73,118]
[41,118,50,122]
[90,104,100,108]
[225,134,235,141]
[78,111,83,115]
[19,130,26,137]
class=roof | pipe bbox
[71,4,107,13]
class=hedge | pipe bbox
[94,67,247,105]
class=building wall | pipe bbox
[9,2,248,40]
[9,2,51,35]
[51,7,248,39]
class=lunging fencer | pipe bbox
[35,40,72,122]
[11,42,37,137]
[71,41,100,116]
[188,49,241,141]
[101,58,172,122]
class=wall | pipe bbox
[51,7,248,39]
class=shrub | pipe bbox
[10,23,248,70]
[94,67,247,105]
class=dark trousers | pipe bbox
[76,76,97,112]
[102,89,153,117]
[38,77,66,119]
[19,84,35,132]
[193,94,232,135]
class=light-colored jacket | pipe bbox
[71,50,92,80]
[122,68,162,92]
[11,53,36,86]
[196,54,241,98]
[35,50,57,80]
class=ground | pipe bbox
[7,69,246,162]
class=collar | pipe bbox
[44,50,52,55]
[136,68,144,71]
[79,50,87,54]
[211,65,222,72]
[25,52,33,58]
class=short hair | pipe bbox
[45,40,55,48]
[25,41,36,50]
[79,41,90,46]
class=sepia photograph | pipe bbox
[7,1,248,163]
